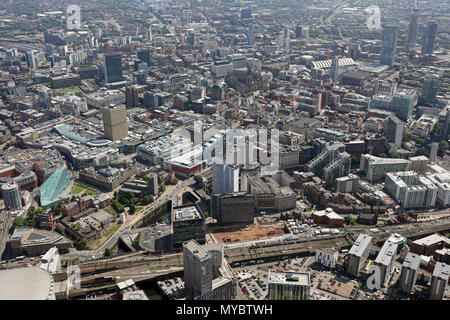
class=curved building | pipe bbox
[1,182,22,211]
[0,267,55,300]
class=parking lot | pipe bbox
[233,256,355,300]
[157,277,184,299]
[236,270,268,300]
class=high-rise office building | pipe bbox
[241,8,252,19]
[380,24,399,67]
[126,86,139,108]
[187,32,196,46]
[422,21,438,55]
[248,25,254,46]
[346,234,372,276]
[212,163,239,194]
[183,240,213,300]
[103,53,123,84]
[430,142,439,163]
[26,51,37,69]
[284,27,290,50]
[429,262,450,300]
[348,42,360,60]
[371,90,417,122]
[385,115,404,147]
[330,56,340,81]
[399,252,421,294]
[137,49,151,66]
[268,271,311,300]
[143,91,159,109]
[406,9,419,50]
[211,192,255,226]
[1,182,22,211]
[102,104,128,141]
[419,77,441,107]
[147,172,158,195]
[147,25,152,42]
[183,240,236,300]
[173,205,206,248]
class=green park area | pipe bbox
[70,182,97,196]
[55,86,83,95]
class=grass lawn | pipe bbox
[55,86,83,95]
[84,189,97,196]
[104,206,118,216]
[70,183,85,195]
[87,223,122,250]
[102,223,122,239]
[70,182,97,196]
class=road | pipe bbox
[0,211,11,259]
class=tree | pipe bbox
[141,195,154,205]
[104,248,112,257]
[12,217,28,229]
[129,204,136,215]
[80,238,88,248]
[159,184,166,192]
[439,140,449,156]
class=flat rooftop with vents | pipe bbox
[268,271,311,286]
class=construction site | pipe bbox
[209,220,287,243]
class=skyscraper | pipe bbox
[348,42,360,60]
[429,262,450,300]
[103,53,123,84]
[380,24,399,67]
[183,240,236,300]
[26,51,37,69]
[183,240,212,300]
[330,56,340,81]
[1,182,22,211]
[385,115,404,147]
[126,86,139,108]
[419,77,441,107]
[430,142,439,163]
[212,163,239,194]
[241,8,252,19]
[147,25,152,42]
[422,21,438,55]
[406,9,419,50]
[137,49,151,66]
[248,25,254,46]
[399,252,421,294]
[102,104,128,141]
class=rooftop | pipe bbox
[173,205,203,221]
[348,234,372,257]
[268,270,311,286]
[0,267,54,300]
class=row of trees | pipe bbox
[12,207,45,229]
[112,190,156,215]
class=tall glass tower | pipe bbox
[103,53,123,83]
[422,21,438,55]
[380,24,399,67]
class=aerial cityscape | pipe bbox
[0,0,449,305]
